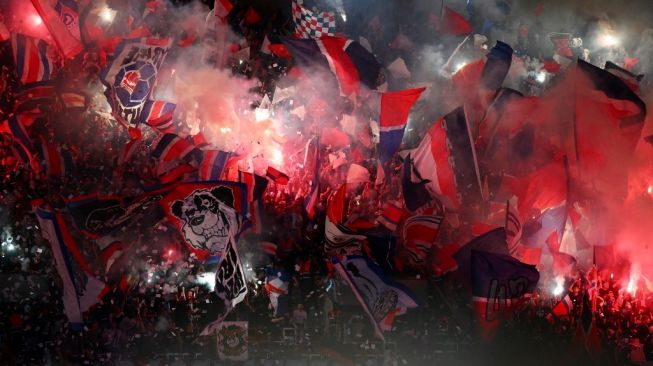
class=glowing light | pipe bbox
[168,249,173,256]
[340,13,347,22]
[196,272,216,291]
[100,7,116,23]
[536,72,547,83]
[255,108,270,122]
[32,15,43,26]
[220,127,232,134]
[627,277,637,294]
[271,148,283,165]
[6,243,15,252]
[455,62,467,72]
[147,271,154,283]
[647,185,652,195]
[552,277,564,296]
[598,33,619,48]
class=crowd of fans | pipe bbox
[1,0,653,365]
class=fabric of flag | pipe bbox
[11,33,55,84]
[281,36,381,96]
[266,166,289,185]
[58,90,87,110]
[377,201,403,232]
[160,181,247,260]
[141,99,175,131]
[214,0,234,19]
[431,7,473,36]
[471,250,539,339]
[199,150,231,181]
[30,0,83,58]
[401,154,432,212]
[304,137,320,219]
[505,197,521,255]
[547,294,574,323]
[100,37,172,125]
[0,114,37,167]
[151,133,198,163]
[401,201,444,266]
[34,204,105,328]
[378,88,425,163]
[116,137,142,166]
[158,163,196,184]
[37,140,75,177]
[325,184,366,255]
[292,0,336,39]
[333,255,418,339]
[552,252,577,276]
[100,241,127,274]
[504,160,567,218]
[604,61,644,93]
[454,228,509,285]
[14,81,56,113]
[259,241,277,256]
[264,268,291,316]
[67,187,170,238]
[200,235,248,336]
[411,106,483,209]
[216,322,248,361]
[238,172,268,234]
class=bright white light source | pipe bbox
[340,13,347,22]
[647,185,652,195]
[598,33,619,48]
[536,72,547,83]
[196,272,216,291]
[168,249,173,256]
[552,277,564,296]
[455,62,467,72]
[32,15,43,26]
[6,243,15,252]
[255,108,270,122]
[627,277,637,294]
[100,7,116,23]
[271,148,283,165]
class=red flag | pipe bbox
[266,166,289,185]
[268,43,292,59]
[504,160,567,218]
[430,7,473,36]
[244,7,261,25]
[545,231,560,254]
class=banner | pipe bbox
[216,321,248,361]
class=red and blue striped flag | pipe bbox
[11,33,56,84]
[199,150,231,181]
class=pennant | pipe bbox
[333,255,418,339]
[30,0,83,58]
[100,37,172,125]
[471,250,539,339]
[34,204,105,327]
[291,0,336,39]
[281,36,381,96]
[200,235,248,336]
[411,107,483,209]
[160,181,247,260]
[11,33,56,84]
[378,88,425,163]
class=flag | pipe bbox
[401,154,432,212]
[333,256,418,338]
[151,133,198,163]
[281,36,381,96]
[505,197,521,255]
[34,204,105,328]
[471,250,539,339]
[66,188,170,238]
[160,181,247,260]
[430,7,473,36]
[100,241,127,274]
[291,0,336,39]
[11,33,55,84]
[378,88,425,163]
[552,252,577,276]
[100,37,172,125]
[238,172,268,234]
[30,0,83,58]
[0,115,37,167]
[266,166,289,185]
[604,61,644,93]
[264,268,290,316]
[550,33,572,59]
[504,160,567,217]
[325,184,366,255]
[454,228,509,285]
[141,100,176,131]
[513,245,542,267]
[200,235,248,336]
[14,81,56,113]
[377,201,403,231]
[401,201,444,267]
[259,241,277,256]
[304,137,320,219]
[116,137,142,166]
[411,107,483,209]
[346,163,370,184]
[216,322,248,361]
[37,140,75,177]
[199,150,231,181]
[547,294,574,322]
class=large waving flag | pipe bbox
[325,184,366,256]
[151,133,199,163]
[471,250,539,340]
[282,36,381,96]
[378,88,425,163]
[34,203,105,328]
[160,181,247,260]
[11,33,56,84]
[430,7,473,36]
[333,255,418,339]
[30,0,83,58]
[264,267,291,316]
[14,81,57,113]
[0,114,37,168]
[37,140,75,177]
[141,99,176,131]
[100,37,172,125]
[199,150,231,181]
[401,201,445,268]
[291,0,336,39]
[411,106,483,209]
